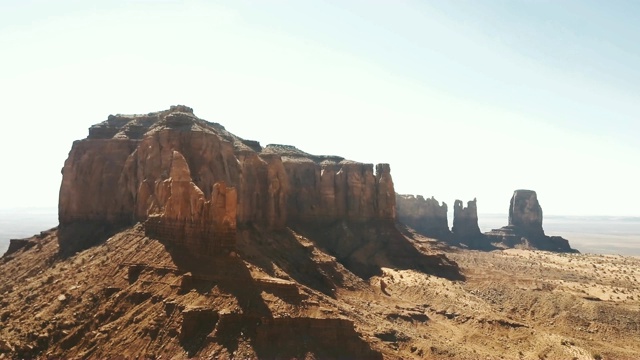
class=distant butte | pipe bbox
[396,190,577,253]
[395,194,451,240]
[484,189,577,252]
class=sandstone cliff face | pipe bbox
[59,139,139,224]
[59,107,273,254]
[485,190,576,252]
[110,110,287,230]
[58,106,397,259]
[395,194,450,239]
[452,199,482,240]
[508,189,544,236]
[143,151,238,256]
[263,145,395,223]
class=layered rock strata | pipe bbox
[58,106,398,261]
[261,145,395,223]
[395,194,451,239]
[485,190,576,252]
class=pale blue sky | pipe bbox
[1,0,638,216]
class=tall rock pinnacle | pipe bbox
[509,189,544,236]
[485,189,577,252]
[452,198,482,240]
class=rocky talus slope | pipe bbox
[3,226,640,359]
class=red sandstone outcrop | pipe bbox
[57,106,421,275]
[0,106,470,359]
[262,145,395,223]
[485,190,576,252]
[395,194,451,239]
[393,194,481,243]
[58,138,139,224]
[508,189,544,236]
[143,151,237,256]
[452,198,482,241]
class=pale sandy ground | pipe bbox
[554,232,640,256]
[498,249,640,302]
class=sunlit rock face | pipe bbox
[57,106,398,256]
[264,144,396,223]
[142,151,238,255]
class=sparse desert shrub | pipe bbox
[593,353,603,360]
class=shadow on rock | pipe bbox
[293,220,465,281]
[57,221,130,258]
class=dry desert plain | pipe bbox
[1,223,639,359]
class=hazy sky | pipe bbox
[1,0,638,216]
